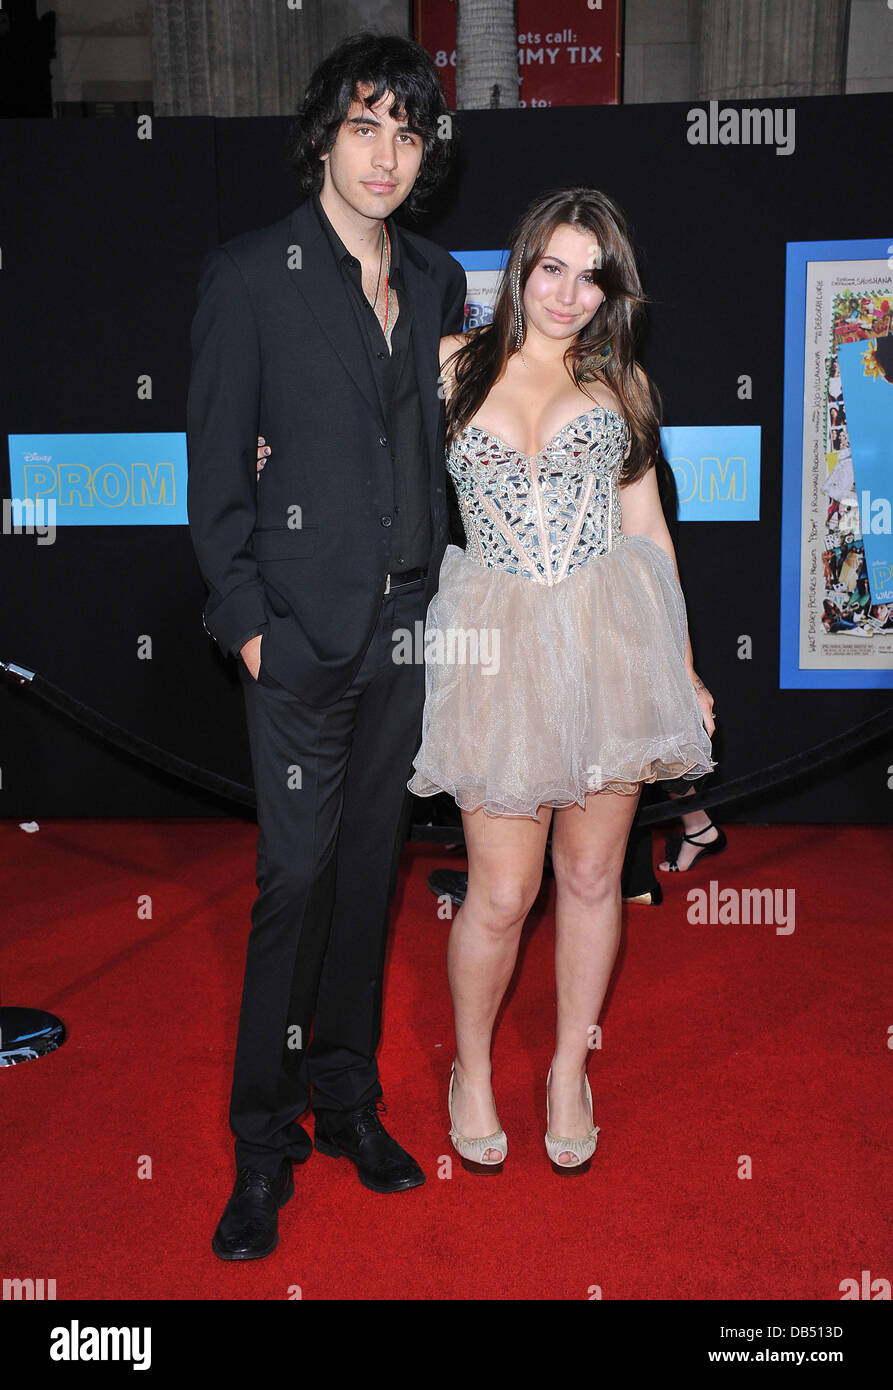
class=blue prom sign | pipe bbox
[7,433,188,525]
[660,425,761,521]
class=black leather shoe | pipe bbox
[314,1101,426,1194]
[212,1158,294,1261]
[428,847,556,908]
[427,868,468,908]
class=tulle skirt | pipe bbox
[407,537,715,819]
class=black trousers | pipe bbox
[230,576,430,1175]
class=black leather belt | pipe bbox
[384,567,427,594]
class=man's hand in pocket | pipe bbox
[241,633,263,680]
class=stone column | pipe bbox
[697,0,851,99]
[149,0,409,118]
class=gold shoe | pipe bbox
[545,1066,599,1168]
[448,1062,507,1167]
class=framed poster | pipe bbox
[781,238,893,688]
[452,248,509,330]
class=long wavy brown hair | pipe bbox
[445,187,661,484]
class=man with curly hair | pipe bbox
[187,32,466,1260]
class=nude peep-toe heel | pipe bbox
[545,1066,600,1169]
[448,1062,507,1168]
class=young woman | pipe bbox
[406,187,715,1169]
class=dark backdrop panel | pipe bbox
[0,117,255,819]
[1,96,891,821]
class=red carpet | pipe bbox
[0,818,889,1301]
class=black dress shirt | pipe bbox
[312,192,430,572]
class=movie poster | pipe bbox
[781,239,893,688]
[454,249,509,331]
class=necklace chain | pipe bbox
[369,225,392,341]
[370,224,392,339]
[371,229,384,310]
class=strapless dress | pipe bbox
[407,405,715,818]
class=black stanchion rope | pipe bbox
[2,658,891,835]
[1,660,255,808]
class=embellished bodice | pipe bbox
[447,406,630,586]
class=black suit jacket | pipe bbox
[186,197,466,707]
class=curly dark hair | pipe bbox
[288,32,454,219]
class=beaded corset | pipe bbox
[447,406,631,587]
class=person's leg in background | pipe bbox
[657,776,727,873]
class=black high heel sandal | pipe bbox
[662,821,727,872]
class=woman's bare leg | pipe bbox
[547,788,641,1164]
[447,804,552,1161]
